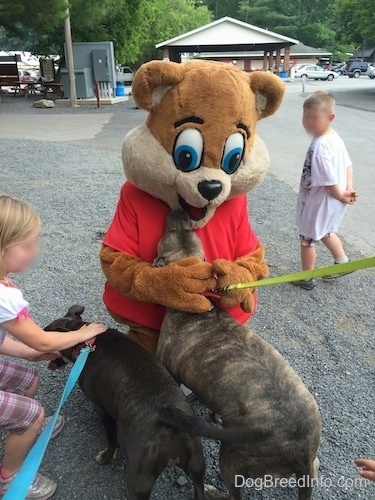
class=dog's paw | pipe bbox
[204,484,226,499]
[95,448,113,465]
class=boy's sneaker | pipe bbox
[0,471,56,499]
[322,262,354,281]
[39,415,65,439]
[292,279,316,290]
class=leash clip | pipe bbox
[84,339,96,352]
[211,286,229,294]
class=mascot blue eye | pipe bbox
[221,133,244,174]
[173,129,203,172]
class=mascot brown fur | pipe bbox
[100,60,285,353]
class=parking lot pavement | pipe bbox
[0,80,374,499]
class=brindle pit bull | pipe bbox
[45,306,266,500]
[155,210,322,500]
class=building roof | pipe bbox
[352,47,375,58]
[290,43,331,56]
[156,16,299,51]
[193,43,331,60]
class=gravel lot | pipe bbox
[0,96,374,500]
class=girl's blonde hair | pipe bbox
[0,194,41,280]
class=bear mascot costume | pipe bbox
[100,60,285,354]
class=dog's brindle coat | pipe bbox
[155,210,322,500]
[45,307,266,500]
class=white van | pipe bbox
[116,66,134,84]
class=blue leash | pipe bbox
[4,347,91,500]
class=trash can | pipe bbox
[279,71,288,79]
[115,84,126,97]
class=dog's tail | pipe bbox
[158,405,271,443]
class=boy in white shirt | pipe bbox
[294,91,358,290]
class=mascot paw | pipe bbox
[213,259,256,313]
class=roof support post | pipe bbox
[283,45,290,73]
[262,50,268,70]
[275,49,281,72]
[268,50,274,71]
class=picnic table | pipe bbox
[40,81,63,99]
[13,80,41,97]
[12,80,63,99]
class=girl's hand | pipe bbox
[27,349,62,362]
[355,458,375,481]
[78,323,107,340]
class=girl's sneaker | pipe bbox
[39,415,65,439]
[0,471,56,499]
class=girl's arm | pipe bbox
[0,336,59,361]
[1,317,106,352]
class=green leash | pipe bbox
[218,256,375,292]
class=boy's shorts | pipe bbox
[0,358,42,434]
[300,233,331,247]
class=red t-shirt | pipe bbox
[103,182,260,330]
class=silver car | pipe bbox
[294,65,338,81]
[367,63,375,79]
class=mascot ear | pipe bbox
[248,72,285,120]
[132,60,185,111]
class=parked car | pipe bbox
[345,61,370,78]
[18,69,38,81]
[332,64,346,75]
[294,65,338,81]
[116,65,134,84]
[367,63,375,79]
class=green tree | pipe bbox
[333,0,375,46]
[0,0,212,64]
[201,0,239,19]
[132,0,212,63]
[237,0,339,50]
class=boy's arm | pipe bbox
[346,165,353,190]
[327,161,357,203]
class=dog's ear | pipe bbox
[67,305,84,318]
[132,60,185,111]
[248,71,285,119]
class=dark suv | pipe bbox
[346,61,370,78]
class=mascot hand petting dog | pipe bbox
[100,60,285,354]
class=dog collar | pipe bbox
[71,337,97,361]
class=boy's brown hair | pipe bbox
[303,91,335,114]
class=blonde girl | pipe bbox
[0,194,105,499]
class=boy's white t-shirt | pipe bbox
[0,284,30,345]
[296,129,352,241]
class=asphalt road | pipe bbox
[0,77,374,499]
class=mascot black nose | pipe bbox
[198,180,223,201]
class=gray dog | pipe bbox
[155,210,321,500]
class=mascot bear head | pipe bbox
[122,59,285,228]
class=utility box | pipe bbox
[92,50,110,81]
[61,68,94,98]
[63,41,116,98]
